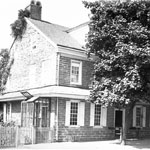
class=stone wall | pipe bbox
[5,22,57,92]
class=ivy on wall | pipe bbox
[0,49,14,93]
[11,9,30,40]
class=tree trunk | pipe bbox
[120,109,127,145]
[120,120,127,145]
[120,105,134,145]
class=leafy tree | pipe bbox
[11,9,30,40]
[0,49,12,93]
[83,0,150,145]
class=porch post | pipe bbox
[32,126,36,144]
[56,98,59,141]
[3,103,6,122]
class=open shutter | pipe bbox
[142,107,146,127]
[90,103,95,126]
[79,102,85,126]
[133,106,136,127]
[100,106,107,127]
[3,104,6,122]
[65,101,70,126]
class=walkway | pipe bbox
[2,139,150,150]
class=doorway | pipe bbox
[115,110,123,137]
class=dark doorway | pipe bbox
[115,110,123,138]
[115,110,123,127]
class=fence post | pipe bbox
[15,125,19,147]
[32,126,36,144]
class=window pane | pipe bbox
[136,107,142,126]
[94,105,101,126]
[35,99,50,127]
[70,61,81,84]
[71,66,79,83]
[70,102,78,125]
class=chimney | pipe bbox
[27,0,42,20]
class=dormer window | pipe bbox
[70,60,82,85]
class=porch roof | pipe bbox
[0,86,90,102]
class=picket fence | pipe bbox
[0,125,54,148]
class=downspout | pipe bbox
[56,52,60,141]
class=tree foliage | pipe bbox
[0,49,13,93]
[11,9,30,39]
[83,0,150,108]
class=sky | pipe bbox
[0,0,94,50]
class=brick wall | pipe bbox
[59,56,94,89]
[57,98,115,142]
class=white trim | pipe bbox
[142,107,146,127]
[65,100,85,127]
[90,103,95,126]
[70,60,82,85]
[114,109,125,128]
[3,103,6,122]
[100,106,107,127]
[65,101,71,126]
[79,102,85,126]
[133,105,146,128]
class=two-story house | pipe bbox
[0,1,150,144]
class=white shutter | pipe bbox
[3,104,6,122]
[100,106,107,127]
[90,103,95,126]
[50,112,55,128]
[65,101,70,126]
[79,102,85,126]
[142,107,146,127]
[133,106,136,127]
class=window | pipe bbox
[94,105,101,126]
[70,102,78,125]
[3,103,12,122]
[70,60,82,85]
[133,106,146,127]
[90,103,107,127]
[65,101,85,126]
[6,103,11,122]
[21,102,34,127]
[136,107,142,127]
[34,98,50,127]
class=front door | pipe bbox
[115,110,123,128]
[115,110,123,137]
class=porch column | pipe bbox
[3,103,6,122]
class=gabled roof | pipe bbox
[28,18,84,50]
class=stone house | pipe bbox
[0,1,150,144]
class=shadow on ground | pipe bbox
[111,139,150,149]
[126,139,150,149]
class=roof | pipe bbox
[66,21,90,33]
[0,86,90,101]
[28,18,83,50]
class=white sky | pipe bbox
[0,0,94,50]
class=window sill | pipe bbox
[93,126,103,128]
[66,125,80,128]
[70,82,82,86]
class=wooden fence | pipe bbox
[0,126,54,148]
[0,126,16,148]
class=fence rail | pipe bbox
[0,126,16,148]
[0,126,54,148]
